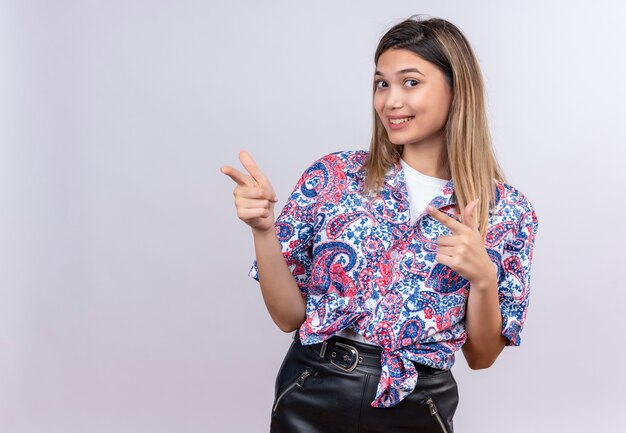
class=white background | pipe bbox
[1,1,625,432]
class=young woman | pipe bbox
[221,15,539,433]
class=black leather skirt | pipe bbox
[270,332,459,433]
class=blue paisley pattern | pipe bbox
[249,150,539,408]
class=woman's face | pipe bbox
[373,48,452,148]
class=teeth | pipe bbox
[390,117,412,124]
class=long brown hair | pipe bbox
[364,15,505,239]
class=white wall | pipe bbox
[1,1,624,432]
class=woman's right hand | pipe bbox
[220,150,278,233]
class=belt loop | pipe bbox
[319,341,328,358]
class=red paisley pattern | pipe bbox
[249,150,539,407]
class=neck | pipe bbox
[400,133,450,180]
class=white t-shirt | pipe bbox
[335,158,450,345]
[399,158,450,225]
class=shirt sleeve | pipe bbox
[498,201,539,346]
[247,159,323,298]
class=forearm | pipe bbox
[462,275,506,369]
[252,228,306,333]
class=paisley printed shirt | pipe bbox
[249,150,539,408]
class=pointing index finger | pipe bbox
[426,205,464,231]
[220,165,253,187]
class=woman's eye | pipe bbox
[375,79,418,89]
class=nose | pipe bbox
[385,86,404,110]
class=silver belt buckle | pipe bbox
[329,342,359,372]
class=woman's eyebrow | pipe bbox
[375,68,425,77]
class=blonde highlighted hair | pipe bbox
[364,15,505,239]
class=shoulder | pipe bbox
[289,150,368,200]
[493,179,539,231]
[304,149,369,176]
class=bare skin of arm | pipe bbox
[221,151,305,332]
[251,227,305,332]
[461,276,507,369]
[425,200,506,369]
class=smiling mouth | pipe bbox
[389,117,414,125]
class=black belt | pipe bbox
[294,331,446,375]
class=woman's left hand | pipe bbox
[425,199,497,290]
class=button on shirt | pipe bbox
[249,150,539,408]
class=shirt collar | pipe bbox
[382,158,501,219]
[383,158,457,210]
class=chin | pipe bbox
[386,133,410,145]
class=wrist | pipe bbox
[251,225,276,239]
[470,267,498,292]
